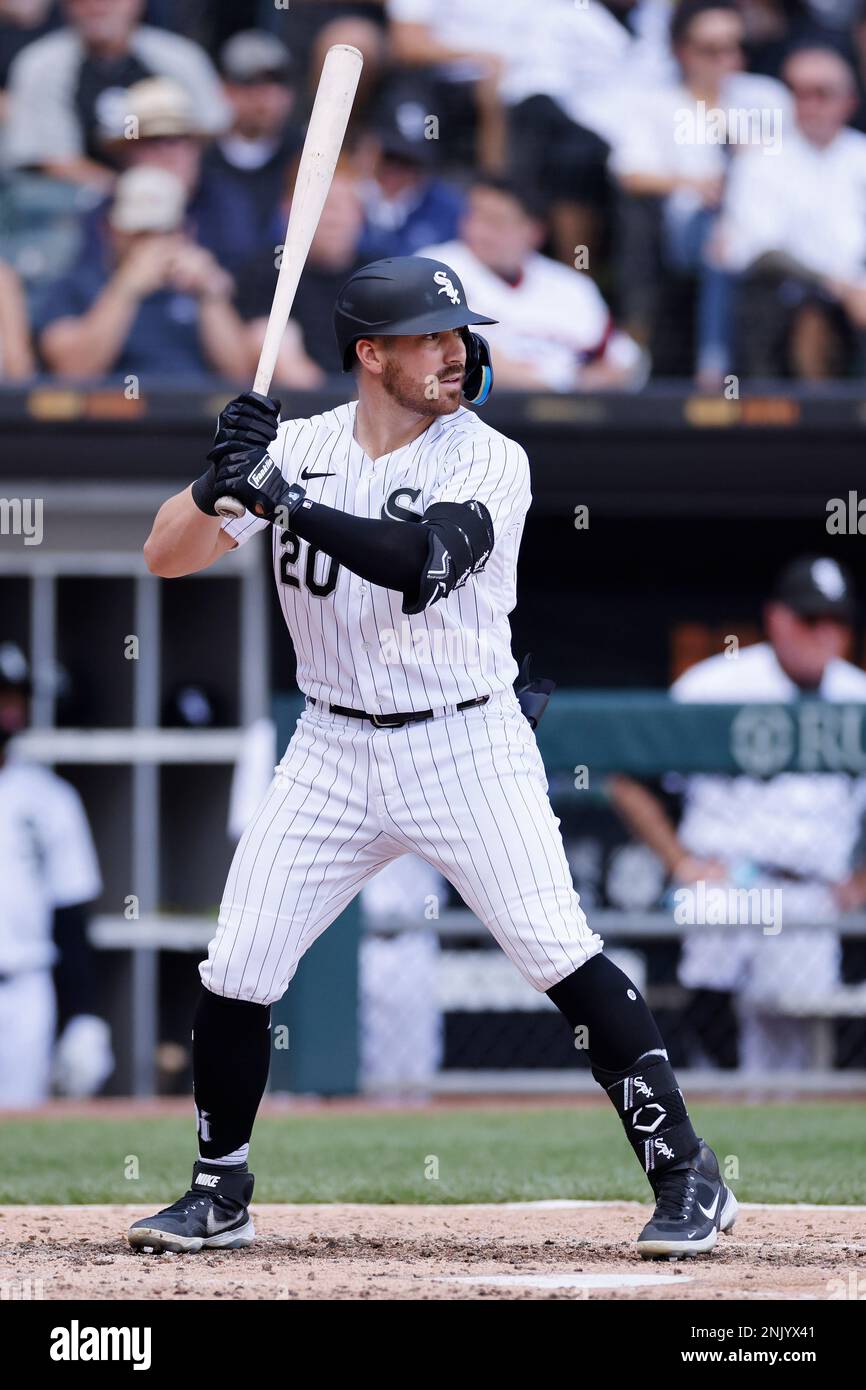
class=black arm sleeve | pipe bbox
[289,501,429,590]
[287,497,494,612]
[52,901,98,1030]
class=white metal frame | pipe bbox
[3,482,270,1094]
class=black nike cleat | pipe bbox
[128,1162,255,1254]
[636,1141,738,1259]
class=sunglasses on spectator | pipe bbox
[688,40,743,57]
[140,135,196,145]
[795,612,850,627]
[789,83,848,101]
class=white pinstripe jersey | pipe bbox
[221,399,531,713]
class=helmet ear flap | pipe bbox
[460,329,494,406]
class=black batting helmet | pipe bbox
[333,256,497,372]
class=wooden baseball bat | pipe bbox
[215,43,364,519]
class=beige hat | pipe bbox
[220,29,296,83]
[109,166,187,234]
[101,77,206,146]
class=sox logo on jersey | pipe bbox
[199,400,603,1005]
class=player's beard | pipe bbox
[381,355,463,416]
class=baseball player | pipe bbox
[610,555,866,1071]
[132,255,736,1259]
[0,645,112,1106]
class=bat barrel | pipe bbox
[212,44,364,528]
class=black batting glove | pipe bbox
[213,446,306,525]
[207,391,282,467]
[192,392,283,515]
[190,459,221,515]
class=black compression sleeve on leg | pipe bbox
[192,987,271,1160]
[546,952,664,1072]
[288,502,428,591]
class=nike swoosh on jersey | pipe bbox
[300,468,336,481]
[698,1192,721,1221]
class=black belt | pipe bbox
[311,694,489,729]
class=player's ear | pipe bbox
[354,336,386,376]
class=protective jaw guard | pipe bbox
[460,330,494,405]
[514,653,555,729]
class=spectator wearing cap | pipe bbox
[419,175,647,390]
[197,30,303,271]
[354,96,465,262]
[35,165,248,382]
[57,76,246,302]
[609,0,790,380]
[95,72,295,274]
[608,555,866,1073]
[3,0,230,190]
[234,163,366,385]
[715,46,866,379]
[100,76,207,195]
[0,259,35,379]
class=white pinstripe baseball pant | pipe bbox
[200,690,603,1003]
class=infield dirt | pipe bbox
[1,1202,863,1300]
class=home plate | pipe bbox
[440,1273,692,1291]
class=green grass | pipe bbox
[1,1104,863,1205]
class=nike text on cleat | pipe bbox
[127,1161,255,1255]
[636,1141,738,1260]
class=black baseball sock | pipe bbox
[192,986,272,1165]
[547,953,700,1182]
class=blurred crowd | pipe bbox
[2,0,866,387]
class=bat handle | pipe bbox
[214,496,246,520]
